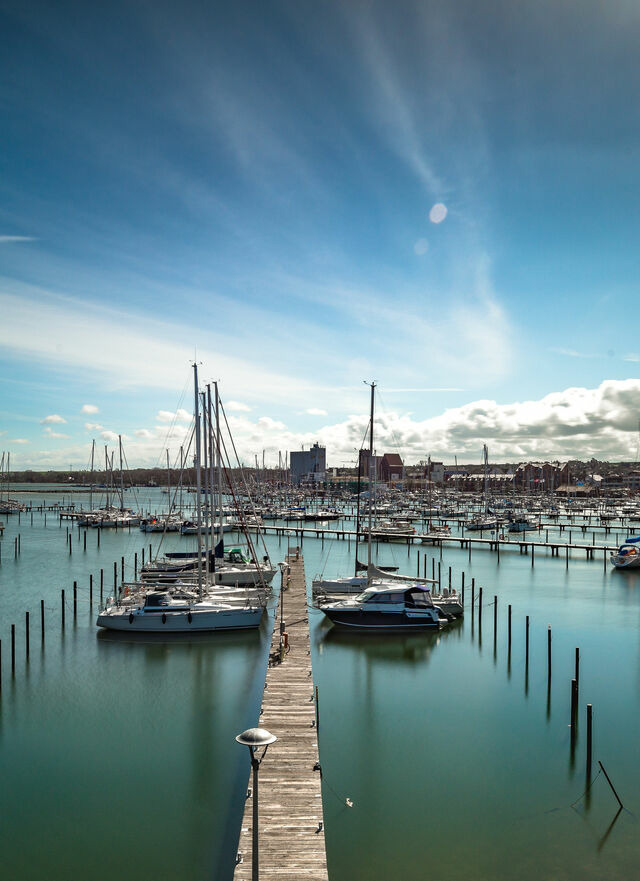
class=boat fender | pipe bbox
[129,612,134,624]
[188,612,192,623]
[162,613,167,624]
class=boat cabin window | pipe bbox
[144,593,169,607]
[372,592,405,604]
[406,591,431,607]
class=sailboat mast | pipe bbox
[367,381,375,578]
[90,439,95,512]
[119,434,124,512]
[207,385,216,560]
[215,382,223,548]
[104,446,110,509]
[193,364,203,599]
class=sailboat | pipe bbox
[318,383,446,632]
[97,365,266,633]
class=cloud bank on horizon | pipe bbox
[4,379,640,470]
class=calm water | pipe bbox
[1,487,639,879]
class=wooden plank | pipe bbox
[234,551,328,881]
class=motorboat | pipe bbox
[610,537,640,569]
[320,583,446,632]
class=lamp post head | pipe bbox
[235,727,277,748]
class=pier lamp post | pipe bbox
[236,727,277,881]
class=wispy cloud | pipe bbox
[226,401,251,412]
[9,438,30,444]
[84,422,103,431]
[0,236,37,244]
[306,408,328,416]
[43,426,69,439]
[551,347,599,359]
[41,413,67,424]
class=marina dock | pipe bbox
[234,551,328,881]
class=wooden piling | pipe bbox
[11,624,15,674]
[61,589,65,629]
[570,678,578,728]
[586,704,593,777]
[547,626,551,681]
[41,599,45,643]
[73,582,77,619]
[25,611,29,660]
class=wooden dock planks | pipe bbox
[234,551,328,881]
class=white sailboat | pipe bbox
[97,365,266,633]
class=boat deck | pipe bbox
[234,551,328,880]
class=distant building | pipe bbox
[290,443,326,484]
[515,462,564,491]
[359,450,404,484]
[426,461,445,485]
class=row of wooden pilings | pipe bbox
[0,543,155,690]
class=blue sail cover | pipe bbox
[625,536,640,543]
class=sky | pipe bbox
[2,0,640,469]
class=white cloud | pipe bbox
[306,408,328,416]
[135,429,154,438]
[156,408,192,423]
[9,438,30,444]
[43,427,70,439]
[0,236,36,243]
[258,416,286,431]
[413,238,429,255]
[41,414,66,424]
[81,404,99,414]
[226,401,252,412]
[84,422,104,431]
[100,430,128,442]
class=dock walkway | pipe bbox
[234,551,327,880]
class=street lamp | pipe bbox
[236,727,277,881]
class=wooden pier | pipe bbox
[258,524,619,557]
[234,551,327,881]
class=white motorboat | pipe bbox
[320,583,446,632]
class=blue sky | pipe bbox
[2,0,640,468]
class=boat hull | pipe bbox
[96,605,264,632]
[322,609,443,631]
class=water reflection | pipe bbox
[319,619,462,666]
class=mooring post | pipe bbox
[547,626,552,682]
[121,556,125,583]
[471,579,475,614]
[113,561,117,595]
[461,571,465,605]
[73,581,77,620]
[478,587,483,626]
[586,704,593,778]
[11,625,15,675]
[134,552,138,580]
[570,678,578,728]
[41,599,45,643]
[525,615,530,667]
[100,568,104,602]
[315,685,320,733]
[25,611,30,660]
[61,590,65,629]
[531,543,535,568]
[566,545,569,569]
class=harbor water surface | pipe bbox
[1,487,639,880]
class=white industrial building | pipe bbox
[290,443,326,484]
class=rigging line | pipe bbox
[218,398,271,561]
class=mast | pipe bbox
[207,385,216,559]
[89,439,95,512]
[200,391,210,565]
[366,381,376,580]
[193,363,203,599]
[354,447,363,576]
[118,434,124,512]
[104,446,110,509]
[166,449,171,505]
[215,382,223,548]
